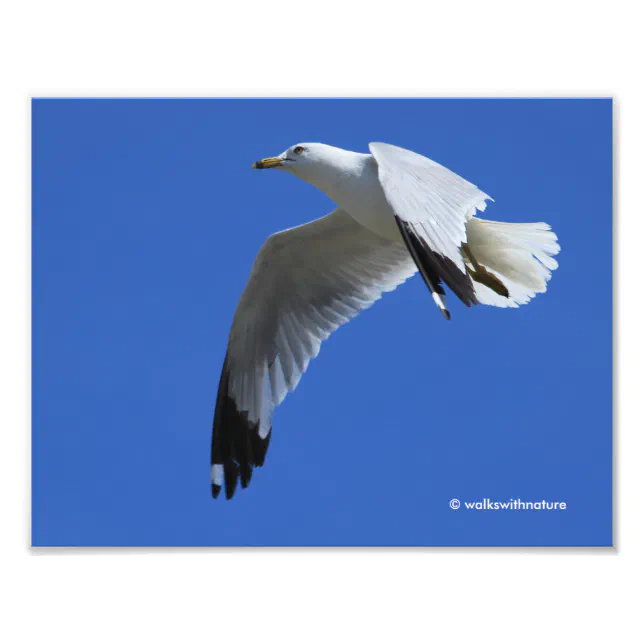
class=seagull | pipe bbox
[211,142,560,499]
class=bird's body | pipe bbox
[211,142,560,498]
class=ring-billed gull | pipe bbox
[211,142,560,498]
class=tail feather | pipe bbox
[464,218,560,308]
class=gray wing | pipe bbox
[369,142,491,307]
[211,208,417,498]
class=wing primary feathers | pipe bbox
[211,353,271,499]
[394,216,478,312]
[210,362,228,499]
[250,429,271,467]
[393,216,449,318]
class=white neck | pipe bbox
[293,146,371,202]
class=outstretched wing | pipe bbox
[212,208,416,499]
[369,142,492,307]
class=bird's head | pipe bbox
[252,142,364,196]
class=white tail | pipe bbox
[465,217,560,308]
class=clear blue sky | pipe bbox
[32,98,612,546]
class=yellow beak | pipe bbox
[252,157,283,169]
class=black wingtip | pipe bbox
[224,461,239,499]
[240,466,252,489]
[250,429,272,467]
[211,354,275,500]
[394,216,478,308]
[441,309,451,321]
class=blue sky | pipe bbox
[32,98,612,546]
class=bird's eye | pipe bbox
[293,146,305,155]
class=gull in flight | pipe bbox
[211,142,560,498]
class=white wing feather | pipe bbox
[226,208,417,436]
[369,142,491,272]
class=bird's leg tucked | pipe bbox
[461,243,510,298]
